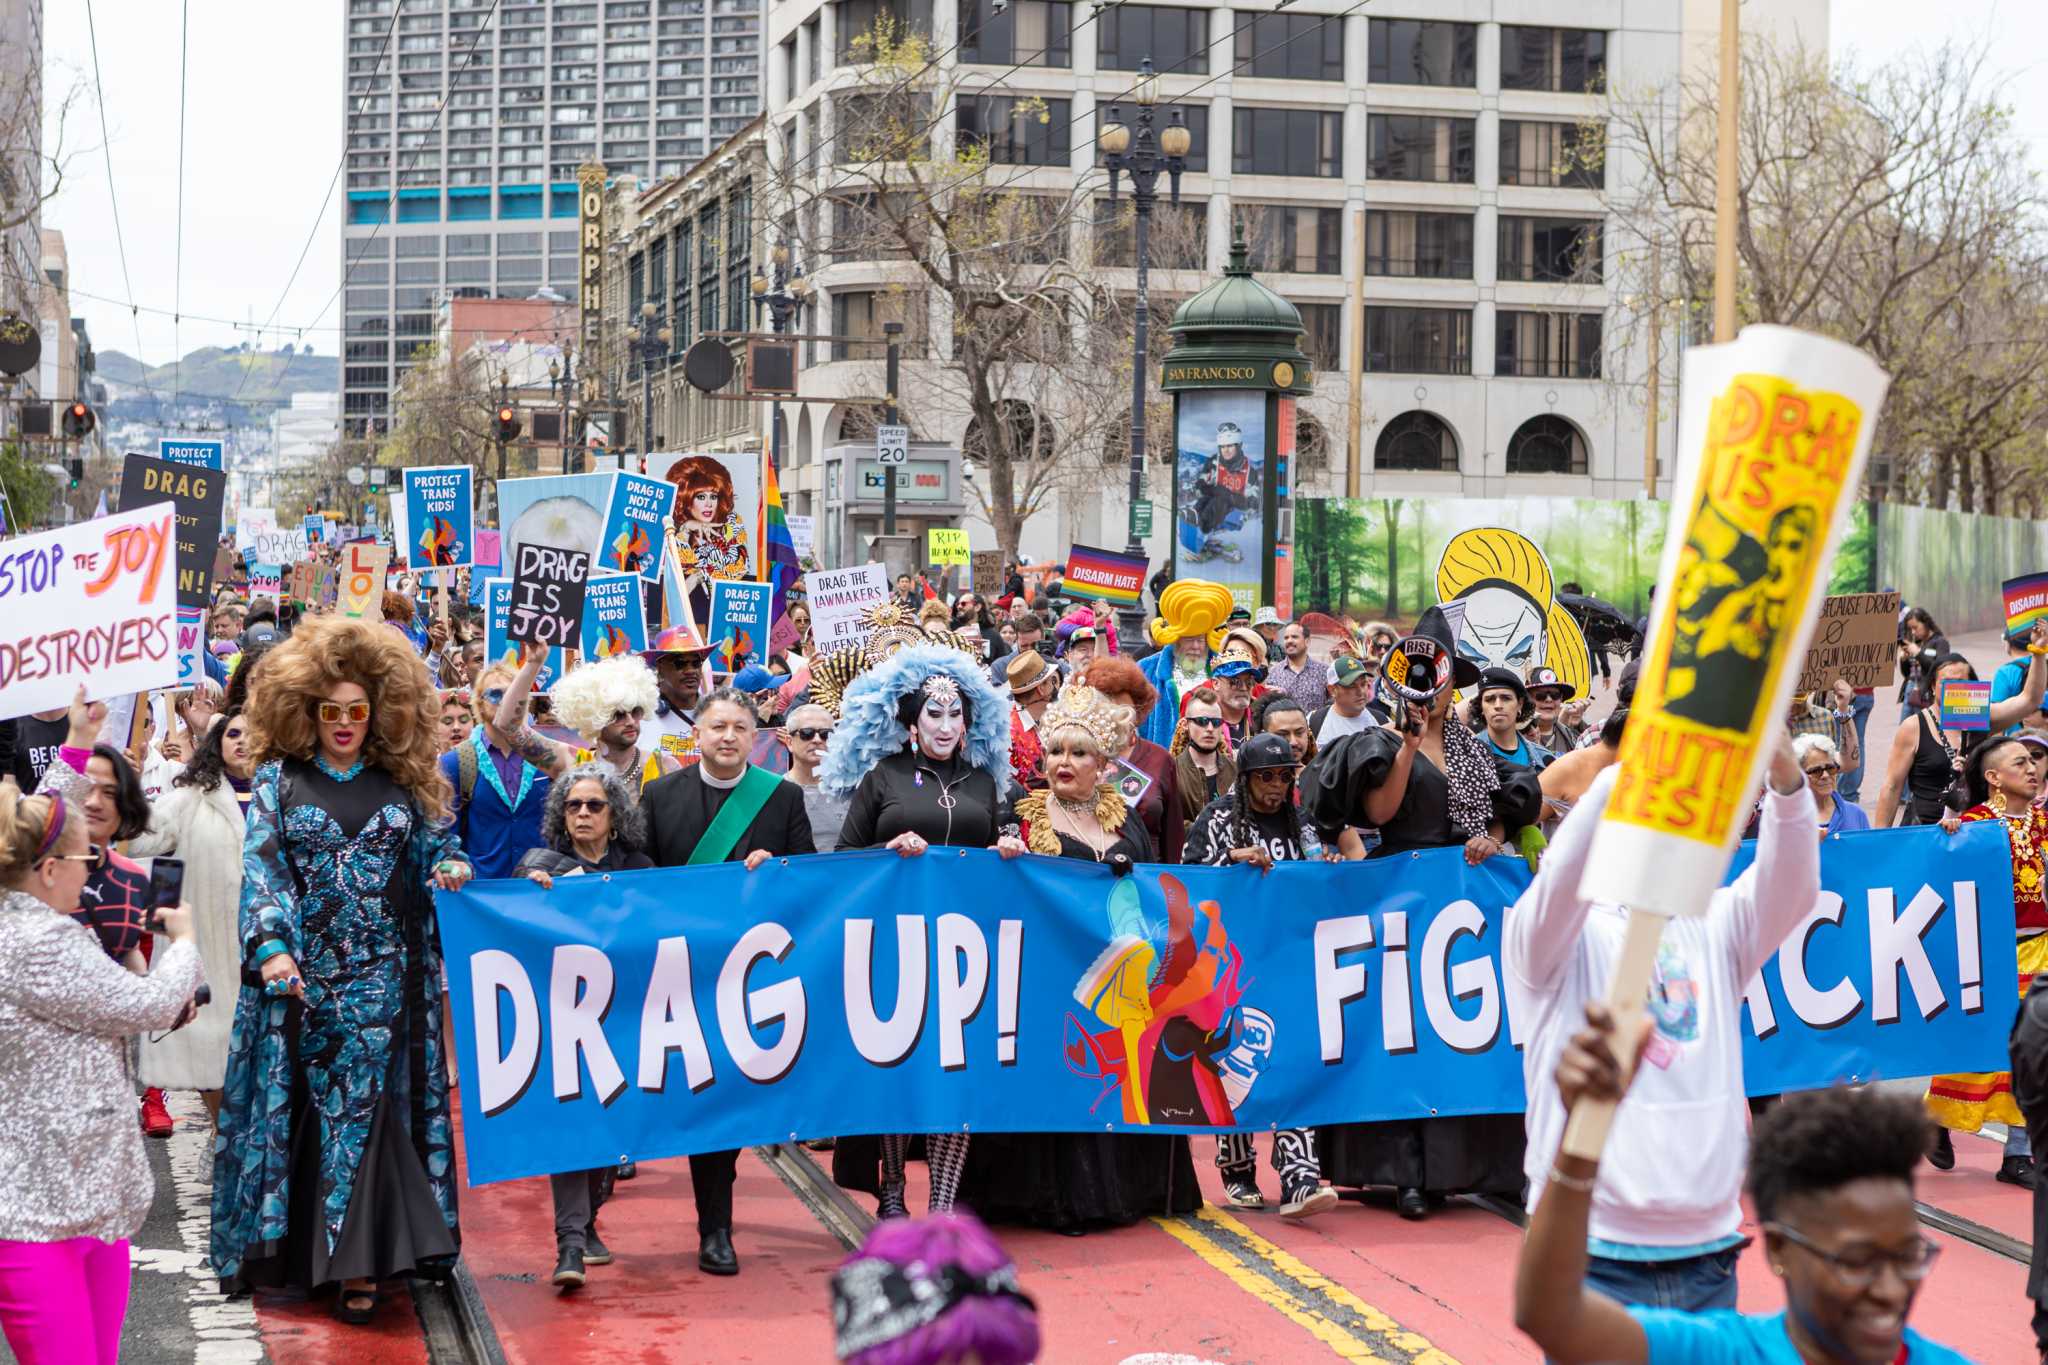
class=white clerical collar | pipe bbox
[700,765,744,790]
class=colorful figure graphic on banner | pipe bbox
[593,624,634,659]
[1433,526,1592,698]
[610,522,653,575]
[667,455,753,580]
[1664,501,1824,731]
[418,515,462,567]
[1064,872,1248,1127]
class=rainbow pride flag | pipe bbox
[1062,543,1148,607]
[2004,572,2048,640]
[762,457,804,644]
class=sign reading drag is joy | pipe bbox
[403,465,474,570]
[440,823,2017,1185]
[0,504,181,720]
[597,473,675,580]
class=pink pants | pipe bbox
[0,1236,131,1365]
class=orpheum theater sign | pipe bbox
[579,162,608,351]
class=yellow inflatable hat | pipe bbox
[1149,579,1236,650]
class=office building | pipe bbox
[340,0,765,434]
[0,0,43,389]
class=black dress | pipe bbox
[1303,728,1533,1201]
[952,812,1202,1231]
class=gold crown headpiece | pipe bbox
[1037,685,1129,756]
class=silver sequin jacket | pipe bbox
[0,887,203,1242]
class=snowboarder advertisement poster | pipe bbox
[1176,390,1264,610]
[402,465,474,571]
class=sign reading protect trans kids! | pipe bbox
[157,438,224,471]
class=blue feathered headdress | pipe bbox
[818,645,1011,797]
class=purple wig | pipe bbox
[833,1212,1040,1365]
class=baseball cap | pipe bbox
[1238,733,1299,772]
[1253,606,1282,627]
[730,664,778,694]
[1525,666,1578,700]
[1331,655,1370,687]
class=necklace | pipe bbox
[1049,789,1111,861]
[316,755,366,782]
[1054,792,1097,818]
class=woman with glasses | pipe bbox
[1793,734,1868,836]
[0,753,203,1365]
[1514,1004,1969,1364]
[211,618,473,1326]
[515,763,653,1290]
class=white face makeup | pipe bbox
[1457,586,1545,676]
[915,696,966,760]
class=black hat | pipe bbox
[1525,666,1578,701]
[1381,605,1480,704]
[1476,667,1528,705]
[1237,732,1299,773]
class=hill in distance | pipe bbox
[97,345,340,402]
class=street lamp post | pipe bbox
[1100,58,1190,646]
[750,242,812,474]
[549,348,577,473]
[634,301,675,473]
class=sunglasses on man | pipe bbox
[787,727,834,742]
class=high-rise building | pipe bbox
[0,0,44,387]
[340,0,765,434]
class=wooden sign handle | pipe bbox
[1560,909,1667,1161]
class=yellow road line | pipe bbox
[1150,1213,1394,1363]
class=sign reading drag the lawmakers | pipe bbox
[117,453,226,609]
[506,541,592,650]
[483,578,564,690]
[0,504,181,721]
[402,464,475,571]
[705,579,770,673]
[804,563,891,650]
[597,472,676,580]
[156,437,224,470]
[581,572,650,660]
[439,823,2017,1185]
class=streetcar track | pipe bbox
[758,1141,875,1251]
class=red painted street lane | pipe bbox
[249,1285,431,1365]
[1922,1128,2037,1247]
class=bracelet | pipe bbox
[252,939,290,966]
[1548,1164,1598,1194]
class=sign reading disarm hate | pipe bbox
[441,823,2016,1185]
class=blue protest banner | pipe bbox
[438,823,2016,1186]
[597,472,675,580]
[482,578,563,689]
[157,437,223,470]
[705,578,770,673]
[402,464,474,570]
[581,571,649,660]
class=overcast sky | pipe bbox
[35,1,2048,370]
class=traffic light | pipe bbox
[61,402,95,439]
[66,458,82,489]
[495,405,522,442]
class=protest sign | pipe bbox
[212,543,237,588]
[156,437,224,471]
[440,822,2014,1185]
[705,579,771,673]
[235,508,307,568]
[402,465,475,570]
[249,564,282,599]
[506,542,592,650]
[971,550,1002,601]
[475,529,502,570]
[597,473,676,580]
[339,542,392,619]
[787,513,815,559]
[498,472,612,576]
[303,515,326,547]
[0,504,181,720]
[288,562,319,604]
[1796,591,1902,692]
[483,579,564,689]
[928,527,970,565]
[1062,544,1148,607]
[175,607,206,688]
[804,563,891,650]
[2004,573,2048,640]
[581,572,651,660]
[1938,678,1992,731]
[117,454,225,610]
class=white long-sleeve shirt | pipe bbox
[1504,767,1820,1250]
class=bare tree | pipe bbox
[0,67,86,312]
[1603,38,2048,513]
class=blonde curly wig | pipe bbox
[550,653,660,742]
[244,616,451,823]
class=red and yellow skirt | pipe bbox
[1925,933,2048,1131]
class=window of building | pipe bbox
[1365,307,1471,374]
[1498,216,1602,283]
[345,288,388,312]
[1232,14,1343,81]
[447,233,491,256]
[1367,114,1475,183]
[395,259,440,283]
[396,236,438,257]
[1500,26,1607,93]
[1232,107,1341,177]
[1094,102,1209,173]
[345,340,390,363]
[1293,301,1342,369]
[1097,5,1207,73]
[1496,311,1602,379]
[806,17,822,83]
[1505,415,1590,474]
[344,260,390,285]
[832,289,929,360]
[395,286,440,308]
[698,202,721,343]
[838,0,935,62]
[1238,204,1340,274]
[959,0,1071,66]
[1363,210,1472,279]
[1367,18,1476,86]
[726,185,752,334]
[1092,198,1207,269]
[1374,411,1459,471]
[446,259,492,284]
[957,95,1070,166]
[498,232,543,255]
[835,92,932,162]
[1499,120,1604,189]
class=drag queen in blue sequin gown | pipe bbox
[208,618,472,1321]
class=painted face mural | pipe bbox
[1434,526,1592,696]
